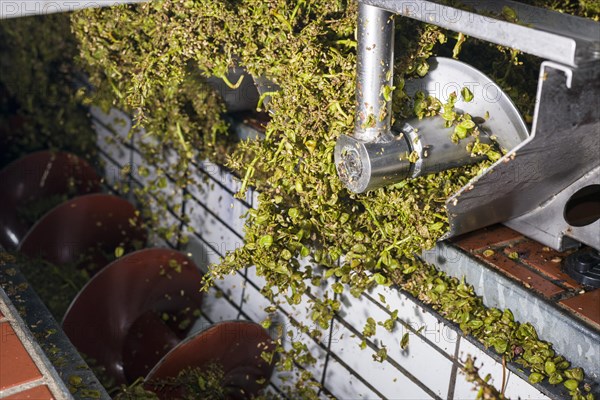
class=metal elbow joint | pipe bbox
[336,3,526,194]
[335,116,492,193]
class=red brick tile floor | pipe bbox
[0,294,58,400]
[0,323,43,391]
[3,385,54,400]
[452,224,600,331]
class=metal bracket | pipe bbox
[448,61,600,249]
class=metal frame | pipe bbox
[354,0,600,142]
[361,0,599,67]
[346,0,600,250]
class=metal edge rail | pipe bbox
[0,1,146,19]
[361,0,600,67]
[422,242,600,391]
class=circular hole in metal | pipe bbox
[563,184,600,227]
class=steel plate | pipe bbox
[404,57,529,151]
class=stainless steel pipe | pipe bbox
[355,3,395,142]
